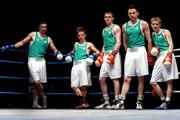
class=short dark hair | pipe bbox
[128,4,139,12]
[104,11,114,17]
[38,20,47,27]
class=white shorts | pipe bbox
[124,46,149,77]
[150,51,179,82]
[71,59,92,87]
[99,51,121,79]
[28,57,47,83]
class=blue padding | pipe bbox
[0,91,27,95]
[47,61,69,64]
[0,48,27,53]
[46,92,75,96]
[0,47,66,57]
[0,59,69,64]
[0,76,99,80]
[0,76,27,80]
[0,60,25,64]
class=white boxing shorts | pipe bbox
[28,57,47,83]
[150,51,179,82]
[99,51,121,79]
[71,59,92,87]
[124,46,149,77]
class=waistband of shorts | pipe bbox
[127,46,144,52]
[158,51,169,57]
[104,50,113,54]
[73,59,86,65]
[28,57,45,61]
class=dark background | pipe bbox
[0,0,179,51]
[0,0,180,109]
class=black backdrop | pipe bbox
[0,0,179,52]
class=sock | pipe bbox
[103,94,109,101]
[115,95,119,101]
[137,95,144,101]
[119,94,126,101]
[33,96,39,106]
[165,97,170,101]
[165,97,171,104]
[160,97,166,103]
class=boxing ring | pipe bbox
[0,47,180,120]
[0,47,180,109]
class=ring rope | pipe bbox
[0,47,180,97]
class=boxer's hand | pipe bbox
[1,44,15,52]
[86,53,98,65]
[65,52,74,63]
[54,51,63,60]
[107,51,116,64]
[95,52,104,67]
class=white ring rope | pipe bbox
[173,48,180,75]
[175,55,180,58]
[173,48,180,52]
